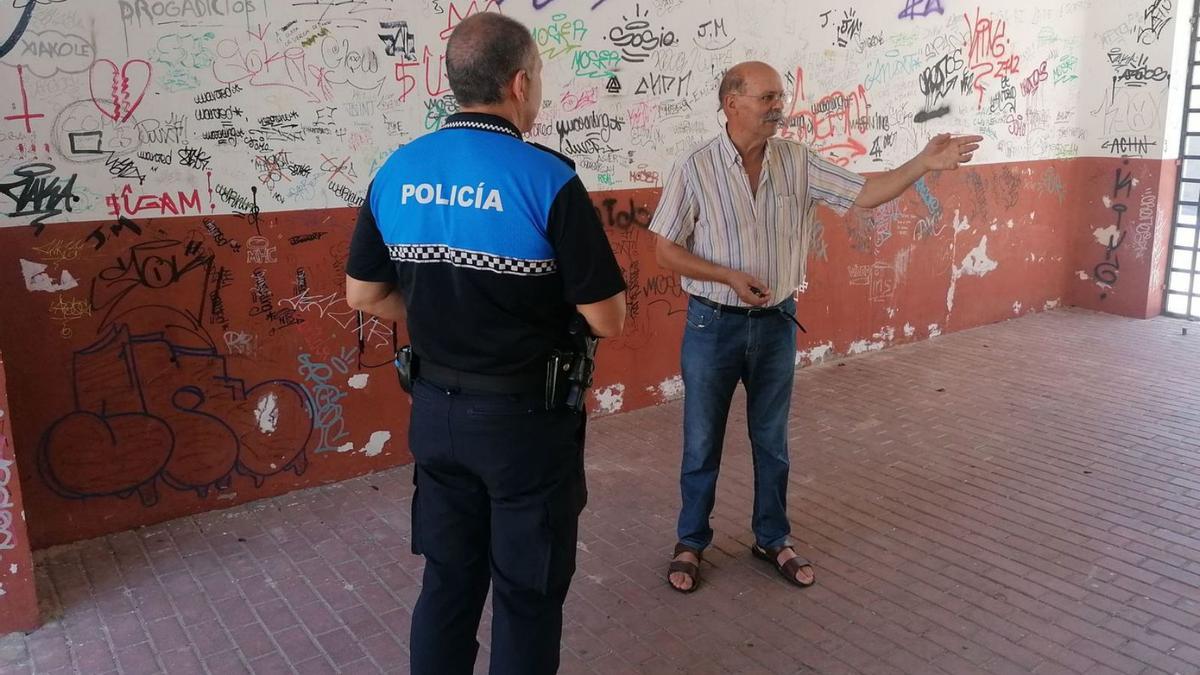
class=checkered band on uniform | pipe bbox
[388,244,558,276]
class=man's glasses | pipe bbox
[733,92,793,106]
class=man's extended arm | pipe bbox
[854,133,983,209]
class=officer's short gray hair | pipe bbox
[446,13,537,107]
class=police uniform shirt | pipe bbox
[346,112,626,376]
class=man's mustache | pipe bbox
[764,110,785,125]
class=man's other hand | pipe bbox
[725,270,772,306]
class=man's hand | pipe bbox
[919,133,984,171]
[725,270,772,306]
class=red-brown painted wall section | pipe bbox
[1,352,40,633]
[0,158,1170,548]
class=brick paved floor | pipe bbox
[2,308,1200,675]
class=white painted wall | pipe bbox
[0,0,1183,226]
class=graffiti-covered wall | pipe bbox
[0,351,39,633]
[0,0,1184,547]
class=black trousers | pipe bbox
[407,379,587,675]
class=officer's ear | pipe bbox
[512,68,531,104]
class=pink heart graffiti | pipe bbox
[89,59,151,123]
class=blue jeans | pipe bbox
[677,295,798,552]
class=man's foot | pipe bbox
[667,543,702,593]
[751,544,815,588]
[773,546,814,586]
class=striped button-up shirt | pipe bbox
[649,129,866,306]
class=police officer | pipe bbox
[344,12,627,675]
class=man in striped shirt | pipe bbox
[653,61,982,593]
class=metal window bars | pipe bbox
[1166,6,1200,318]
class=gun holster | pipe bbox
[545,315,599,413]
[394,345,415,393]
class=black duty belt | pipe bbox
[417,358,545,395]
[691,295,807,332]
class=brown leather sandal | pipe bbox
[667,542,702,593]
[751,543,815,588]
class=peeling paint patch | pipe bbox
[8,564,16,574]
[1093,225,1121,247]
[1013,301,1022,314]
[348,373,370,389]
[20,259,78,292]
[1006,219,1014,229]
[1102,195,1113,208]
[1076,270,1090,280]
[254,393,279,435]
[796,342,834,365]
[928,324,942,338]
[594,384,625,414]
[953,209,970,233]
[1044,299,1060,310]
[946,211,971,315]
[903,323,915,337]
[656,375,683,400]
[948,236,998,313]
[848,339,887,354]
[961,236,999,277]
[886,307,897,318]
[362,431,391,457]
[336,441,355,453]
[1030,212,1035,219]
[216,492,238,501]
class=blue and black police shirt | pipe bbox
[345,112,626,377]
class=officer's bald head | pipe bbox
[446,13,537,107]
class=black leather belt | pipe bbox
[690,295,807,332]
[418,358,545,395]
[692,294,784,317]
